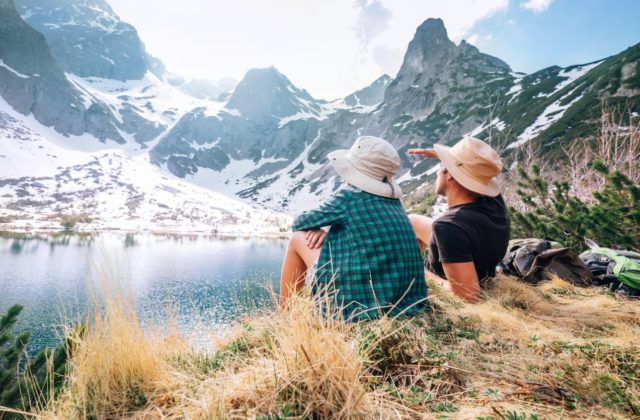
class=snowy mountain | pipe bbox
[1,1,639,226]
[344,74,391,107]
[16,0,163,80]
[0,0,286,233]
[0,0,125,142]
[0,95,287,234]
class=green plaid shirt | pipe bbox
[292,186,428,321]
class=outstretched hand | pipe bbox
[305,229,327,249]
[408,148,438,158]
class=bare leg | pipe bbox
[408,214,434,252]
[279,231,321,308]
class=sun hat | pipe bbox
[328,136,403,199]
[433,136,502,197]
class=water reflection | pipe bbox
[0,232,287,353]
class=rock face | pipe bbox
[150,68,324,178]
[0,0,123,142]
[225,67,322,121]
[380,18,513,147]
[344,74,391,107]
[16,0,160,81]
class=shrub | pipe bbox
[509,102,640,252]
[510,161,640,252]
[59,214,92,231]
[0,305,71,417]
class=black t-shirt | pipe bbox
[427,195,510,285]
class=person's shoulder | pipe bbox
[432,217,471,243]
[435,205,464,223]
[324,185,361,207]
[432,215,465,232]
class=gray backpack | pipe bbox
[501,238,593,286]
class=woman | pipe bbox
[279,136,428,321]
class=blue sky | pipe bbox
[109,0,640,99]
[469,0,640,73]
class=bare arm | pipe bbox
[441,262,480,303]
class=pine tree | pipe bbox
[510,161,640,253]
[0,305,71,418]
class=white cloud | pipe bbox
[520,0,555,13]
[107,0,509,99]
[467,34,480,45]
[372,45,404,76]
[354,0,393,48]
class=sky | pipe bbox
[107,0,640,100]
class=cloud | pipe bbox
[372,45,403,75]
[465,33,493,47]
[467,34,480,45]
[520,0,554,13]
[354,0,393,48]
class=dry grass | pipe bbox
[26,276,640,419]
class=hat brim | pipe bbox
[433,144,501,197]
[328,149,403,199]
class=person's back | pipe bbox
[279,136,428,320]
[428,195,510,285]
[293,186,428,320]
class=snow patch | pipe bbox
[508,85,587,149]
[222,108,242,118]
[464,118,504,137]
[537,61,603,98]
[0,59,30,79]
[278,111,319,128]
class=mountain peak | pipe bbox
[415,18,448,40]
[242,67,289,85]
[225,67,319,120]
[344,74,392,107]
[392,18,456,84]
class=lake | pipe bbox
[0,232,287,353]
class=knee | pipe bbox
[288,231,307,251]
[408,213,422,229]
[408,214,432,242]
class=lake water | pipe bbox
[0,232,287,353]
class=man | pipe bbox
[408,136,510,303]
[280,136,428,320]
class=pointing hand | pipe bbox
[408,148,438,158]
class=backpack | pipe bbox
[500,238,593,286]
[579,240,640,296]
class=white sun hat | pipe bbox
[433,136,502,197]
[328,136,403,199]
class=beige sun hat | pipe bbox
[328,136,403,199]
[433,136,502,197]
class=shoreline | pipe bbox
[0,226,292,239]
